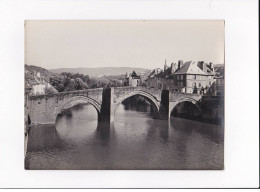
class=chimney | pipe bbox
[209,62,213,70]
[171,63,176,73]
[178,60,183,70]
[198,61,204,71]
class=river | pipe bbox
[25,99,224,170]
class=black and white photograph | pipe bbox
[0,0,258,189]
[24,20,225,170]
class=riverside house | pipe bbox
[145,60,215,94]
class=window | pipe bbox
[192,82,196,88]
[192,75,196,80]
[199,83,201,87]
[209,81,211,85]
[180,75,183,80]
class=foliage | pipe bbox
[49,72,124,92]
[44,87,57,95]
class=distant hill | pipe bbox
[25,64,59,79]
[49,67,151,77]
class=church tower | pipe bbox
[164,59,168,71]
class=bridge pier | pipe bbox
[98,88,115,124]
[27,87,202,126]
[159,90,170,120]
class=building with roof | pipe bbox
[25,69,58,95]
[145,68,162,88]
[145,60,183,90]
[124,71,141,87]
[171,61,215,93]
[145,60,216,94]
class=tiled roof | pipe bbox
[203,63,215,75]
[148,68,161,78]
[152,66,175,79]
[173,61,208,75]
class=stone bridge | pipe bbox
[27,86,202,125]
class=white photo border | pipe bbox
[0,0,259,188]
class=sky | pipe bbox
[25,20,224,70]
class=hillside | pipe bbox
[25,64,59,79]
[49,67,151,77]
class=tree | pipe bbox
[44,87,56,95]
[82,75,89,83]
[75,78,88,90]
[66,79,76,91]
[57,83,65,92]
[110,79,123,87]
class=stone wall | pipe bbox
[198,96,224,124]
[28,88,104,125]
[27,87,204,125]
[113,87,162,112]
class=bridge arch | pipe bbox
[169,97,201,116]
[57,96,101,115]
[114,90,160,114]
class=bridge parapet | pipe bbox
[113,86,162,103]
[27,87,204,125]
[28,88,104,125]
[29,88,104,104]
[169,90,202,102]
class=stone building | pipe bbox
[145,60,181,89]
[145,68,162,88]
[124,71,141,87]
[170,61,215,93]
[25,69,57,95]
[145,60,216,94]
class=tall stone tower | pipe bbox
[164,59,168,71]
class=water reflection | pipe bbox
[26,124,65,151]
[25,99,224,170]
[95,123,113,142]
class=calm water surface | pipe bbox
[25,102,224,170]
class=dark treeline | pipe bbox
[50,72,124,92]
